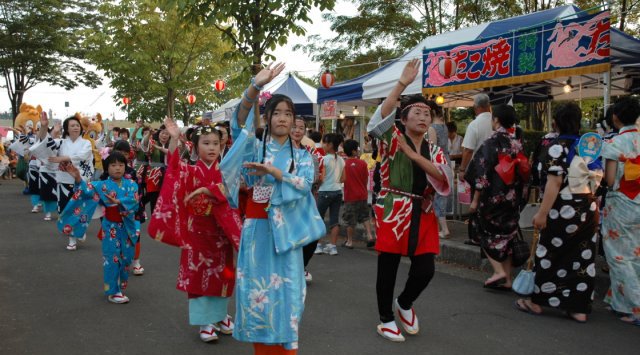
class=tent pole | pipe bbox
[547,100,552,132]
[603,70,611,111]
[315,107,320,131]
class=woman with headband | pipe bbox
[367,58,451,342]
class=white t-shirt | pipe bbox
[319,153,344,192]
[462,111,493,152]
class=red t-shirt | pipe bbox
[343,157,368,202]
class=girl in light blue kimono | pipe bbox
[57,151,140,304]
[601,96,640,326]
[220,63,325,354]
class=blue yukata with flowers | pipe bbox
[220,106,325,350]
[57,178,140,295]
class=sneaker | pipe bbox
[215,315,234,335]
[314,243,325,255]
[376,321,405,342]
[199,324,218,342]
[304,270,313,283]
[43,213,52,221]
[31,205,41,213]
[394,298,419,335]
[66,243,77,251]
[107,292,130,304]
[324,244,338,256]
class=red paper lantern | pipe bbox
[122,97,130,105]
[186,93,196,105]
[214,79,226,92]
[320,70,335,89]
[438,57,457,79]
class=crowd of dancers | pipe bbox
[3,60,640,354]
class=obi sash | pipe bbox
[104,205,123,223]
[245,197,269,219]
[494,152,530,186]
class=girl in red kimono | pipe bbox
[148,118,242,343]
[367,59,451,342]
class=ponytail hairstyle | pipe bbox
[261,94,296,173]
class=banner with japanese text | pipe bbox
[422,10,610,94]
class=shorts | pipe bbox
[342,200,370,227]
[317,190,342,228]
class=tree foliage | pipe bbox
[84,0,244,123]
[0,0,102,123]
[165,0,336,75]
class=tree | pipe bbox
[0,0,102,124]
[167,0,335,75]
[84,0,244,123]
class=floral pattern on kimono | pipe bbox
[220,105,325,350]
[57,178,140,295]
[148,149,241,298]
[367,105,451,256]
[469,129,529,261]
[601,125,640,317]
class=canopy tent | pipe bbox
[317,5,640,108]
[205,73,318,123]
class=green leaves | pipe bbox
[170,0,336,73]
[85,0,245,122]
[0,0,102,120]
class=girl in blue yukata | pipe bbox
[57,151,140,304]
[220,63,326,355]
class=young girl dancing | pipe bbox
[57,151,140,304]
[149,117,242,343]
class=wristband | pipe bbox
[398,80,409,87]
[243,89,257,104]
[251,77,264,91]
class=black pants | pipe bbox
[376,252,435,323]
[302,240,319,268]
[142,191,159,216]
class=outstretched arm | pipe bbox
[380,58,420,118]
[235,63,286,128]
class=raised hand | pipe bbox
[399,58,421,86]
[164,116,180,140]
[254,62,286,88]
[51,121,62,138]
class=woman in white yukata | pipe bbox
[36,113,94,250]
[220,63,325,355]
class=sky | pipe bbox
[0,1,358,121]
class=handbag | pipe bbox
[512,229,540,296]
[511,228,529,267]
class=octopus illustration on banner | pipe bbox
[545,11,610,70]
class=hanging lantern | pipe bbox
[320,70,335,89]
[122,97,131,105]
[214,79,226,92]
[438,57,457,79]
[186,93,196,105]
[435,95,445,105]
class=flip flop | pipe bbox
[514,299,542,315]
[620,316,640,327]
[566,312,587,324]
[483,277,506,288]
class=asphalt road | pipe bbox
[1,179,638,355]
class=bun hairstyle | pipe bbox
[261,94,296,173]
[190,125,222,154]
[62,116,84,138]
[492,104,517,128]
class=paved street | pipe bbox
[1,178,638,355]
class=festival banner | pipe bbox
[422,10,610,94]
